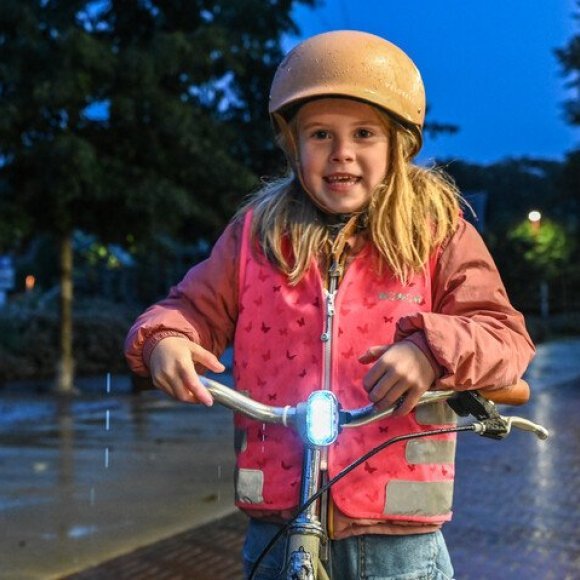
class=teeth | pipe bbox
[326,175,358,183]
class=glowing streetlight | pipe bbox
[528,210,541,234]
[527,210,549,321]
[25,275,36,292]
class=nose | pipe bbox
[331,137,354,162]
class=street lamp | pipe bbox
[528,210,541,235]
[527,210,549,325]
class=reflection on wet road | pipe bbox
[0,382,236,579]
[447,380,580,579]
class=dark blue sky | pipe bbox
[285,0,577,165]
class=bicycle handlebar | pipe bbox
[202,376,295,425]
[477,379,530,405]
[200,376,547,440]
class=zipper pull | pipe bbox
[328,260,343,282]
[321,291,336,342]
[326,292,335,317]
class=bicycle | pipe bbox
[199,376,548,580]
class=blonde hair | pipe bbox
[238,112,462,285]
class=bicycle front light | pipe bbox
[303,390,339,446]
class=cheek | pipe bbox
[297,146,319,184]
[372,149,389,184]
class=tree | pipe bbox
[554,0,580,312]
[0,0,313,392]
[508,218,571,280]
[443,158,563,233]
[441,158,571,310]
[554,0,580,223]
[555,0,580,127]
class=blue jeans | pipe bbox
[243,519,454,579]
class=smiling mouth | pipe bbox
[324,174,361,185]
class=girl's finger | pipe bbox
[358,344,389,364]
[190,343,226,373]
[177,365,213,406]
[370,377,408,411]
[393,391,420,416]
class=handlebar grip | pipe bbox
[477,379,530,406]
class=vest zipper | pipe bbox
[322,261,340,391]
[320,260,341,473]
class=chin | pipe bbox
[330,202,366,214]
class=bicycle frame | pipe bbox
[200,377,548,580]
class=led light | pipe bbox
[306,391,339,446]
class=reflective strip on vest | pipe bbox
[405,439,456,465]
[415,401,458,426]
[236,468,264,504]
[385,480,454,517]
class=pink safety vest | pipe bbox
[233,213,457,524]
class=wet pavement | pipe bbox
[0,376,237,579]
[1,339,580,579]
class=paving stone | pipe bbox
[65,379,580,579]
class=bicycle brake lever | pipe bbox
[473,415,549,441]
[502,416,549,440]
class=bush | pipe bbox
[0,296,139,383]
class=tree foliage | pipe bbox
[0,0,315,249]
[443,158,577,314]
[555,0,580,127]
[443,158,563,233]
[0,0,314,389]
[554,2,580,243]
[508,218,571,280]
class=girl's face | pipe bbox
[296,98,389,214]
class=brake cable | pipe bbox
[248,424,475,579]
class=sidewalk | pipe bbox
[0,382,238,579]
[1,339,580,579]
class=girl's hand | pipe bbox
[359,341,436,415]
[148,336,225,406]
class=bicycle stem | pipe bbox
[284,446,326,579]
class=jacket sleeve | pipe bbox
[124,219,242,376]
[395,219,535,389]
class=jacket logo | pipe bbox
[378,291,424,305]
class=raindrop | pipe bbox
[104,447,110,468]
[105,409,110,431]
[106,373,111,394]
[89,487,96,506]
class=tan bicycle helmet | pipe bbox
[269,30,426,156]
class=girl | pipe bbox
[125,30,534,579]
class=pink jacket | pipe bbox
[126,216,533,388]
[125,214,535,534]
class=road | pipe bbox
[1,339,579,579]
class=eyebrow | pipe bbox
[300,119,384,131]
